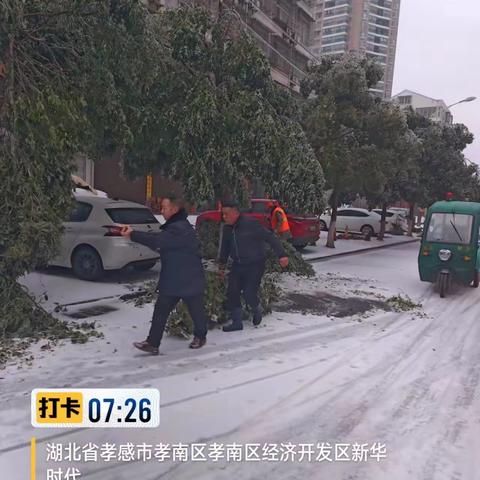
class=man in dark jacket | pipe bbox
[218,201,289,332]
[120,196,207,354]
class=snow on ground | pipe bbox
[301,234,419,261]
[2,243,480,480]
[18,264,161,312]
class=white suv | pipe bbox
[50,194,161,280]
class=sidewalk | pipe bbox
[302,234,420,262]
[20,234,418,309]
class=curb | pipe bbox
[305,237,421,263]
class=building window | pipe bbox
[368,34,389,45]
[321,44,347,53]
[373,0,392,8]
[398,95,412,105]
[370,7,390,18]
[416,107,438,119]
[323,25,348,36]
[370,26,389,35]
[369,16,390,27]
[323,16,350,27]
[322,34,348,45]
[367,43,388,54]
[324,0,351,9]
[325,6,350,17]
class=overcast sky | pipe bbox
[392,0,480,163]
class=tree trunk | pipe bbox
[378,202,387,241]
[326,192,338,248]
[407,203,415,237]
[251,177,265,198]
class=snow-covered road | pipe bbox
[1,243,480,480]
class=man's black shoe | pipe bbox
[222,323,243,332]
[252,308,262,326]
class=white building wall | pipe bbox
[392,89,453,124]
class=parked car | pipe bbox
[196,199,321,250]
[319,208,382,236]
[372,209,407,233]
[388,207,410,217]
[50,195,161,280]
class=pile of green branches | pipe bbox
[136,219,315,338]
[0,276,103,369]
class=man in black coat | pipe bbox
[218,201,289,332]
[120,196,207,354]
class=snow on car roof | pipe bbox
[73,193,148,209]
[339,207,376,213]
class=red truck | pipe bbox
[195,199,321,250]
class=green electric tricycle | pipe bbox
[419,201,480,298]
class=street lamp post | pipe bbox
[447,96,477,109]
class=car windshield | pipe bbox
[106,208,159,224]
[425,213,473,245]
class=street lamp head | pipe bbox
[447,96,477,108]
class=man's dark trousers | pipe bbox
[226,261,266,313]
[148,294,207,348]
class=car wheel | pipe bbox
[72,246,104,281]
[360,225,375,237]
[294,244,308,251]
[133,260,157,271]
[319,220,328,231]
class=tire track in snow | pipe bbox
[179,289,480,480]
[0,310,407,454]
[34,312,420,480]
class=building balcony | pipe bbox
[252,9,284,36]
[270,67,301,93]
[296,0,315,21]
[295,42,315,60]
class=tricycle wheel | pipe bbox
[473,271,479,288]
[438,273,449,298]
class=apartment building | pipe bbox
[392,89,453,124]
[146,0,317,92]
[238,0,318,91]
[77,0,319,205]
[311,0,401,98]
